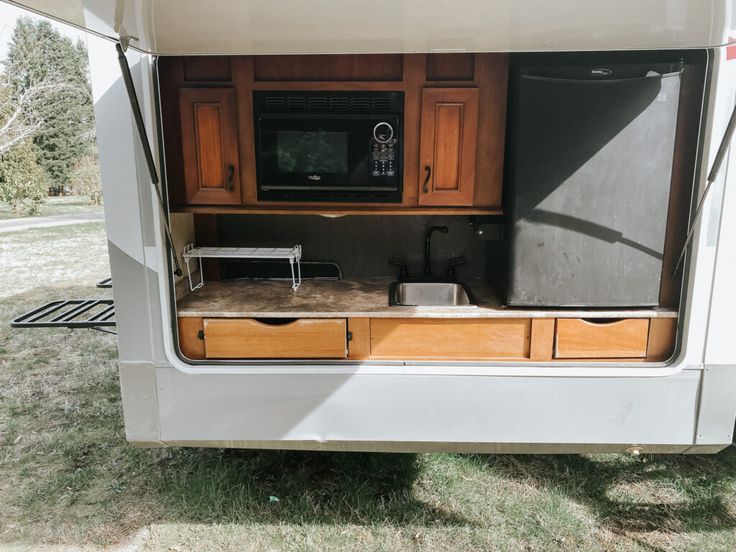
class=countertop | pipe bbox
[176,278,679,319]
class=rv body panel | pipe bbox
[31,3,736,452]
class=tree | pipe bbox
[0,139,48,215]
[69,154,102,205]
[0,63,75,157]
[4,17,95,193]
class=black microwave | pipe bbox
[253,91,403,202]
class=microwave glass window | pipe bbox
[276,131,348,174]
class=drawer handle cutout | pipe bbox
[579,318,626,326]
[252,317,299,326]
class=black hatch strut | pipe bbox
[115,40,182,277]
[673,99,736,276]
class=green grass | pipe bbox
[0,222,109,299]
[2,222,736,551]
[0,195,103,221]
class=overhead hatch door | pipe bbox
[3,0,734,55]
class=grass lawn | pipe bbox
[0,196,103,221]
[2,222,736,551]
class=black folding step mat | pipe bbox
[11,299,116,333]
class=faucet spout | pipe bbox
[424,225,448,277]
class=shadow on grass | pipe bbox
[150,448,470,527]
[465,450,736,536]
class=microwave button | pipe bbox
[373,122,394,144]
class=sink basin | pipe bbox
[389,282,476,307]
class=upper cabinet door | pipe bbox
[418,88,479,206]
[179,88,241,205]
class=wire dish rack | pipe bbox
[182,243,302,291]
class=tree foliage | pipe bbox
[69,154,102,204]
[0,52,74,157]
[0,139,48,215]
[4,17,95,193]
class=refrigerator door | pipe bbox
[507,62,682,307]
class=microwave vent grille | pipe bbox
[349,97,370,110]
[329,97,349,110]
[264,96,286,109]
[286,97,307,109]
[308,97,329,110]
[371,98,390,111]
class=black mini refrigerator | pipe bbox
[506,59,683,307]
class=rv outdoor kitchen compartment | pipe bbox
[10,0,730,456]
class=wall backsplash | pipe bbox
[218,215,493,280]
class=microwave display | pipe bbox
[254,91,403,203]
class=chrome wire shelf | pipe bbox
[182,243,302,291]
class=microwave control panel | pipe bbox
[371,121,397,177]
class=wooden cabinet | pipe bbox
[162,54,507,213]
[179,88,241,205]
[418,88,479,206]
[177,315,676,362]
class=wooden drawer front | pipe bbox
[203,318,347,359]
[370,318,531,360]
[555,318,649,359]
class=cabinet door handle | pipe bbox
[225,164,235,191]
[423,165,431,193]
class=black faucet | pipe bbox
[424,225,448,277]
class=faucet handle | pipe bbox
[447,257,468,280]
[388,259,408,281]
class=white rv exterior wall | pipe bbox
[80,19,736,452]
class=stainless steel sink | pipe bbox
[389,282,476,307]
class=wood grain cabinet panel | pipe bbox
[370,318,531,360]
[347,318,371,360]
[178,317,205,360]
[418,88,479,206]
[426,53,475,81]
[253,54,403,81]
[646,318,677,361]
[202,318,347,359]
[179,88,241,205]
[529,318,555,361]
[555,318,650,359]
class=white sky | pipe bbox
[0,2,88,62]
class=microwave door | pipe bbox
[255,115,401,201]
